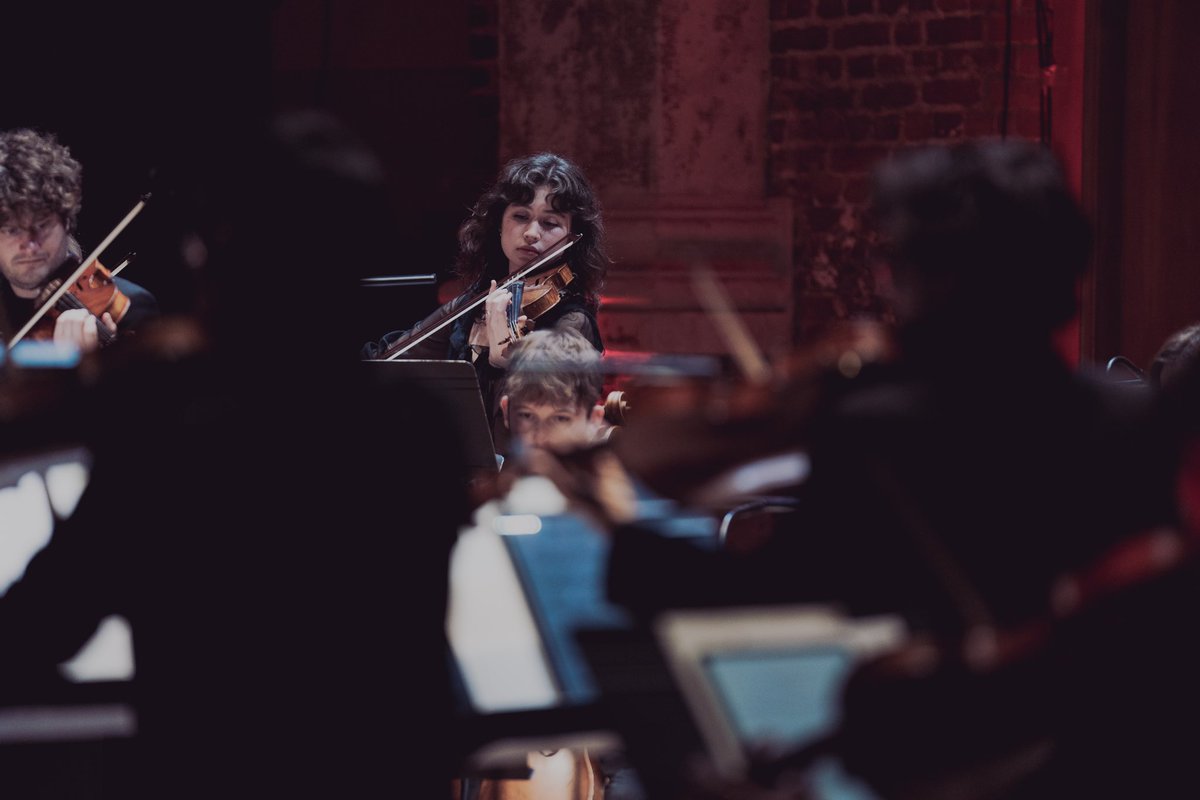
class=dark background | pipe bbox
[5,0,1200,372]
[1,1,495,345]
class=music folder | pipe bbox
[653,605,906,781]
[363,359,498,472]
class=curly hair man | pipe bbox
[0,128,157,351]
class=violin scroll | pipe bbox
[603,390,629,426]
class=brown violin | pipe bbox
[498,266,895,510]
[600,319,894,506]
[27,256,133,347]
[468,262,577,350]
[518,262,575,320]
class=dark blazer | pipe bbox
[0,350,467,798]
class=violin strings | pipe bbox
[55,291,117,346]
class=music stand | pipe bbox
[364,359,498,472]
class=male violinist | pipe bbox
[0,128,157,352]
[528,139,1185,799]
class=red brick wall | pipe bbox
[769,0,1046,340]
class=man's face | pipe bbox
[501,396,601,450]
[0,213,70,298]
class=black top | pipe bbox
[607,347,1176,632]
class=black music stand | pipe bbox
[363,359,498,472]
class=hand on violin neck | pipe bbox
[52,307,115,353]
[483,279,525,367]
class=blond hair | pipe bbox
[502,328,603,409]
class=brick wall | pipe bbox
[769,0,1045,340]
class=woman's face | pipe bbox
[500,185,572,274]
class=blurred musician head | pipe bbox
[870,138,1091,351]
[0,129,80,301]
[500,327,606,451]
[188,110,392,360]
[1150,322,1200,392]
[455,152,608,308]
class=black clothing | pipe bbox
[110,277,159,332]
[605,342,1182,799]
[0,347,467,798]
[362,286,603,455]
[607,347,1175,630]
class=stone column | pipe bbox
[500,0,792,358]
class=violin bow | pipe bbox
[378,232,582,361]
[690,264,772,384]
[108,251,136,278]
[7,194,150,349]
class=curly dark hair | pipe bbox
[871,138,1091,332]
[1150,323,1200,391]
[0,129,83,230]
[455,152,609,309]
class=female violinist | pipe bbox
[361,152,608,454]
[0,128,158,352]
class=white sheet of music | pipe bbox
[0,449,134,682]
[446,498,562,713]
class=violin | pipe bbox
[604,320,895,507]
[26,256,132,347]
[516,262,575,321]
[492,262,896,511]
[481,319,896,532]
[468,263,577,350]
[587,264,896,506]
[372,233,582,361]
